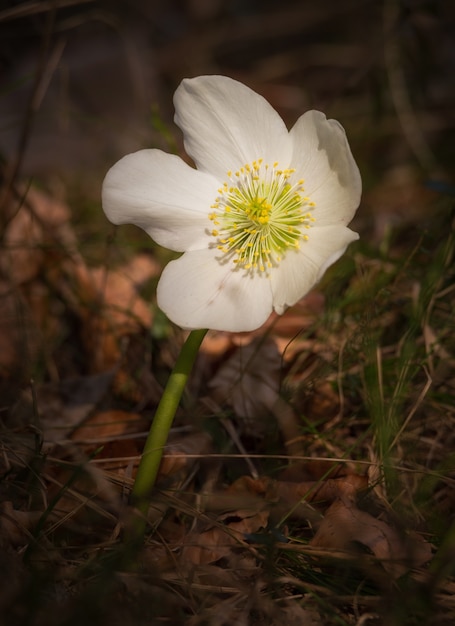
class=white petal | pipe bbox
[157,249,274,332]
[271,226,359,314]
[174,75,293,181]
[102,149,219,252]
[290,111,361,227]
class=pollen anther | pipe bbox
[208,159,315,274]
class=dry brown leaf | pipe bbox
[159,431,213,478]
[302,380,341,422]
[279,458,356,482]
[11,372,114,441]
[48,252,159,371]
[207,337,305,455]
[71,410,151,475]
[89,255,158,331]
[226,474,368,527]
[181,509,269,565]
[43,445,121,532]
[0,186,75,285]
[1,184,159,374]
[208,337,281,431]
[227,475,275,497]
[269,602,323,626]
[76,254,159,370]
[0,188,81,379]
[311,499,432,578]
[219,474,431,579]
[276,473,368,508]
[206,337,314,456]
[0,502,42,546]
[71,409,148,441]
[228,474,367,508]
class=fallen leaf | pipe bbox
[42,445,121,533]
[279,458,355,482]
[269,602,323,626]
[76,254,159,370]
[47,252,159,371]
[208,337,281,431]
[311,499,432,578]
[11,372,114,441]
[228,474,368,508]
[0,185,75,285]
[159,431,213,478]
[208,337,302,453]
[0,501,42,546]
[181,509,269,565]
[71,409,148,441]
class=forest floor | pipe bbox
[0,1,454,624]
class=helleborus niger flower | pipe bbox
[102,75,361,332]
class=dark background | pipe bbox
[1,0,453,197]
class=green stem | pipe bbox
[130,328,207,527]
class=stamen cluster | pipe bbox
[209,160,315,273]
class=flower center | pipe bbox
[209,159,315,273]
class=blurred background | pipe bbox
[0,0,453,200]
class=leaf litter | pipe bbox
[1,0,454,621]
[1,145,454,626]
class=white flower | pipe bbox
[102,75,361,332]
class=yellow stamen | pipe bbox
[208,159,315,274]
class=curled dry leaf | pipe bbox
[180,473,370,567]
[212,473,430,580]
[311,499,432,578]
[181,509,269,565]
[228,474,367,508]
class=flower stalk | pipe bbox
[130,328,207,529]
